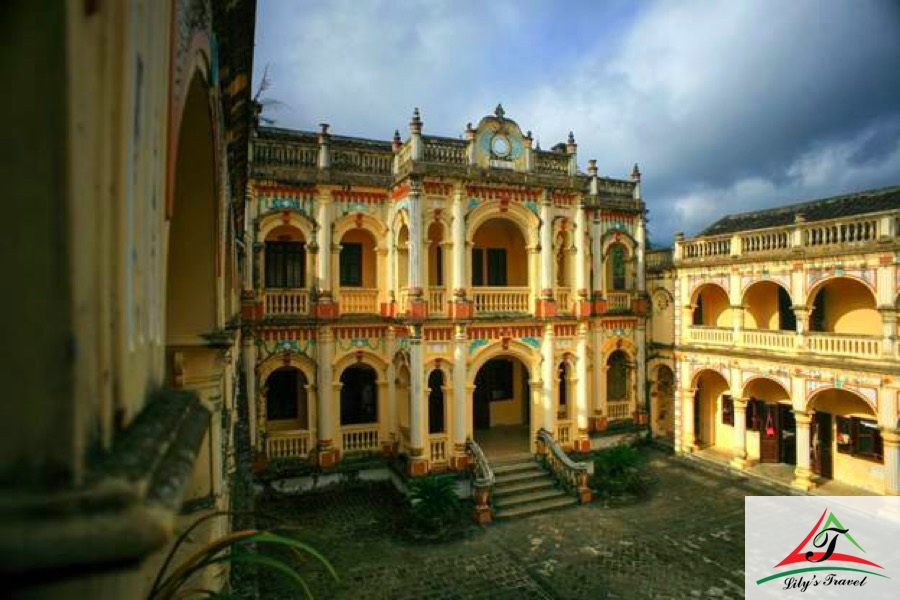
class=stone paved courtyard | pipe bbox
[255,450,778,599]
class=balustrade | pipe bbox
[802,218,878,248]
[472,287,530,314]
[534,152,569,175]
[331,149,393,174]
[263,288,309,316]
[806,332,881,358]
[423,140,466,164]
[555,287,571,313]
[341,425,380,453]
[429,435,448,463]
[607,401,631,423]
[686,326,734,345]
[742,329,794,350]
[606,292,631,311]
[397,287,410,316]
[556,421,572,444]
[646,250,673,271]
[741,230,789,254]
[340,288,379,314]
[681,236,731,259]
[428,289,446,315]
[536,429,590,502]
[266,430,311,459]
[254,142,318,168]
[466,438,494,523]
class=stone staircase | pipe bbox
[490,453,577,519]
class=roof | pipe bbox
[257,126,393,150]
[697,186,900,237]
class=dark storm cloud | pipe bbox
[254,0,900,244]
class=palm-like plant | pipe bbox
[408,475,463,534]
[148,512,337,600]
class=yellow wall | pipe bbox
[744,282,780,330]
[489,361,528,425]
[816,278,880,335]
[342,229,378,287]
[697,285,732,327]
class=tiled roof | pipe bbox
[698,186,900,237]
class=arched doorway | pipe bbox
[807,277,880,335]
[691,283,731,327]
[339,228,379,314]
[264,367,309,431]
[471,218,529,314]
[652,364,674,440]
[691,369,730,449]
[428,369,446,434]
[472,356,531,456]
[743,281,795,331]
[340,364,378,425]
[743,378,793,465]
[606,350,631,424]
[808,388,882,491]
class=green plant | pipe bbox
[148,512,337,600]
[590,445,650,497]
[407,475,464,536]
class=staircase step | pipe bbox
[492,461,542,475]
[493,478,557,498]
[495,488,568,509]
[494,469,550,485]
[495,495,578,519]
[489,453,534,466]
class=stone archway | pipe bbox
[471,354,532,457]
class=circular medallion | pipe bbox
[491,134,511,157]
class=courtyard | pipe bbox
[254,449,778,599]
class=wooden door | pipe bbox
[780,405,797,465]
[812,412,833,479]
[759,403,781,463]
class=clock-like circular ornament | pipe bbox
[491,134,511,158]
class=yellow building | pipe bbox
[2,0,256,596]
[665,187,900,495]
[245,106,649,514]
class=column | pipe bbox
[792,411,814,491]
[408,325,428,475]
[386,327,397,446]
[681,387,696,453]
[408,179,426,318]
[882,429,900,495]
[593,326,606,430]
[732,305,744,346]
[574,202,589,316]
[384,235,396,317]
[450,184,470,318]
[793,307,809,350]
[592,216,605,311]
[880,310,897,357]
[541,323,556,435]
[317,327,336,466]
[243,337,257,450]
[731,398,748,469]
[452,325,468,469]
[316,192,333,317]
[635,324,647,423]
[635,214,646,293]
[537,190,555,317]
[575,322,590,451]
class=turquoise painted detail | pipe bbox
[523,201,538,216]
[396,199,409,213]
[478,132,492,154]
[835,267,844,276]
[521,336,540,348]
[468,198,480,211]
[469,339,488,354]
[344,202,372,215]
[399,338,410,350]
[508,136,523,160]
[615,328,625,336]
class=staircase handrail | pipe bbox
[536,427,592,503]
[465,437,494,523]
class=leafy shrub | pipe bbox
[590,445,650,497]
[405,475,466,540]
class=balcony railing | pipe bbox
[397,287,410,316]
[534,151,569,175]
[266,430,311,459]
[263,288,309,317]
[556,420,572,445]
[341,424,380,453]
[606,292,631,311]
[686,325,734,345]
[646,249,674,271]
[681,236,731,259]
[473,287,530,314]
[743,329,794,350]
[428,289,446,315]
[340,288,379,314]
[806,332,881,358]
[607,400,632,422]
[555,287,571,313]
[429,434,448,463]
[423,140,466,164]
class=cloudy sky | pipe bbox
[253,0,900,245]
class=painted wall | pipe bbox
[744,282,780,330]
[817,278,880,335]
[472,218,528,285]
[341,229,378,287]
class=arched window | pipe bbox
[340,365,378,425]
[428,370,445,434]
[611,245,626,291]
[266,368,309,427]
[265,239,306,288]
[607,351,629,401]
[557,362,569,418]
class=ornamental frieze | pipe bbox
[805,378,877,408]
[806,265,877,290]
[740,271,791,293]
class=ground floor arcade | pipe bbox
[675,353,900,495]
[246,320,647,471]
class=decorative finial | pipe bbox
[567,131,575,145]
[631,163,641,182]
[588,159,598,176]
[393,129,401,143]
[411,107,421,124]
[319,123,330,135]
[466,122,474,131]
[535,139,541,151]
[494,103,505,119]
[525,130,532,139]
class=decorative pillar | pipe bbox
[408,325,428,475]
[244,338,257,450]
[592,215,606,314]
[635,324,647,424]
[465,122,476,165]
[537,190,556,317]
[732,305,744,346]
[880,309,897,357]
[450,184,472,319]
[385,327,397,452]
[731,398,748,469]
[792,411,814,491]
[315,192,336,318]
[317,123,331,169]
[451,325,468,470]
[317,327,337,466]
[882,429,900,495]
[793,307,809,350]
[566,131,578,176]
[574,195,591,317]
[407,179,427,319]
[632,165,646,293]
[681,387,696,453]
[409,108,423,161]
[541,323,556,435]
[383,235,396,318]
[592,327,607,431]
[574,322,590,451]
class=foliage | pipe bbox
[404,475,467,541]
[590,445,651,498]
[148,512,337,600]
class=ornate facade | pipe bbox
[244,106,649,479]
[656,188,900,495]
